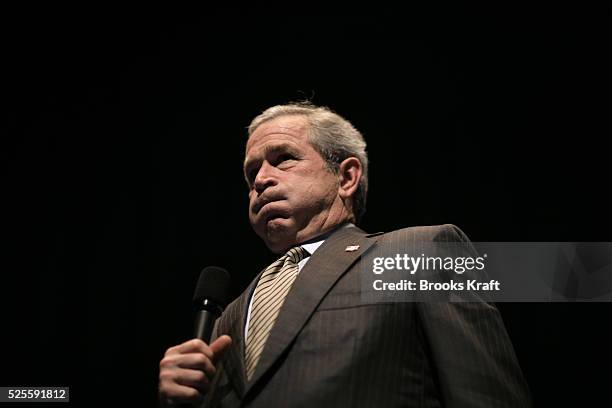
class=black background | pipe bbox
[3,5,611,407]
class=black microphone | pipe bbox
[192,266,230,342]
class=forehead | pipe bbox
[245,115,309,155]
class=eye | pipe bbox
[245,166,258,186]
[276,153,295,164]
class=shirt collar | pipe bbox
[299,222,355,256]
[301,239,325,257]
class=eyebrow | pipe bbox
[243,142,299,171]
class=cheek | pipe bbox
[247,196,258,221]
[312,174,338,199]
[296,179,337,208]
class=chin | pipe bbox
[262,218,296,253]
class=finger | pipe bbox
[161,352,215,376]
[177,353,216,376]
[173,367,211,392]
[159,382,203,405]
[210,335,232,364]
[166,338,213,359]
[160,366,209,391]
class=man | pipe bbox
[159,103,531,407]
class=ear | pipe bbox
[337,157,362,200]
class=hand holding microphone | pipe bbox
[159,267,231,406]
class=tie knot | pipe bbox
[285,246,309,264]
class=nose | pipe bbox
[253,161,277,194]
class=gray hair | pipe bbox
[248,102,369,223]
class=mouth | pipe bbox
[253,195,283,214]
[257,201,289,223]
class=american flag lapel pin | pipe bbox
[345,245,360,252]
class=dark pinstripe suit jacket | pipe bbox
[203,224,531,407]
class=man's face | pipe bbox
[244,115,341,253]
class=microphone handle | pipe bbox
[173,307,222,407]
[193,309,218,342]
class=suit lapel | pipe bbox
[217,274,257,398]
[243,225,379,397]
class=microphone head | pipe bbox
[193,266,231,309]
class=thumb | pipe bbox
[210,335,232,363]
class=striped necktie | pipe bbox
[245,246,309,381]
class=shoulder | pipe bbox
[373,223,472,243]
